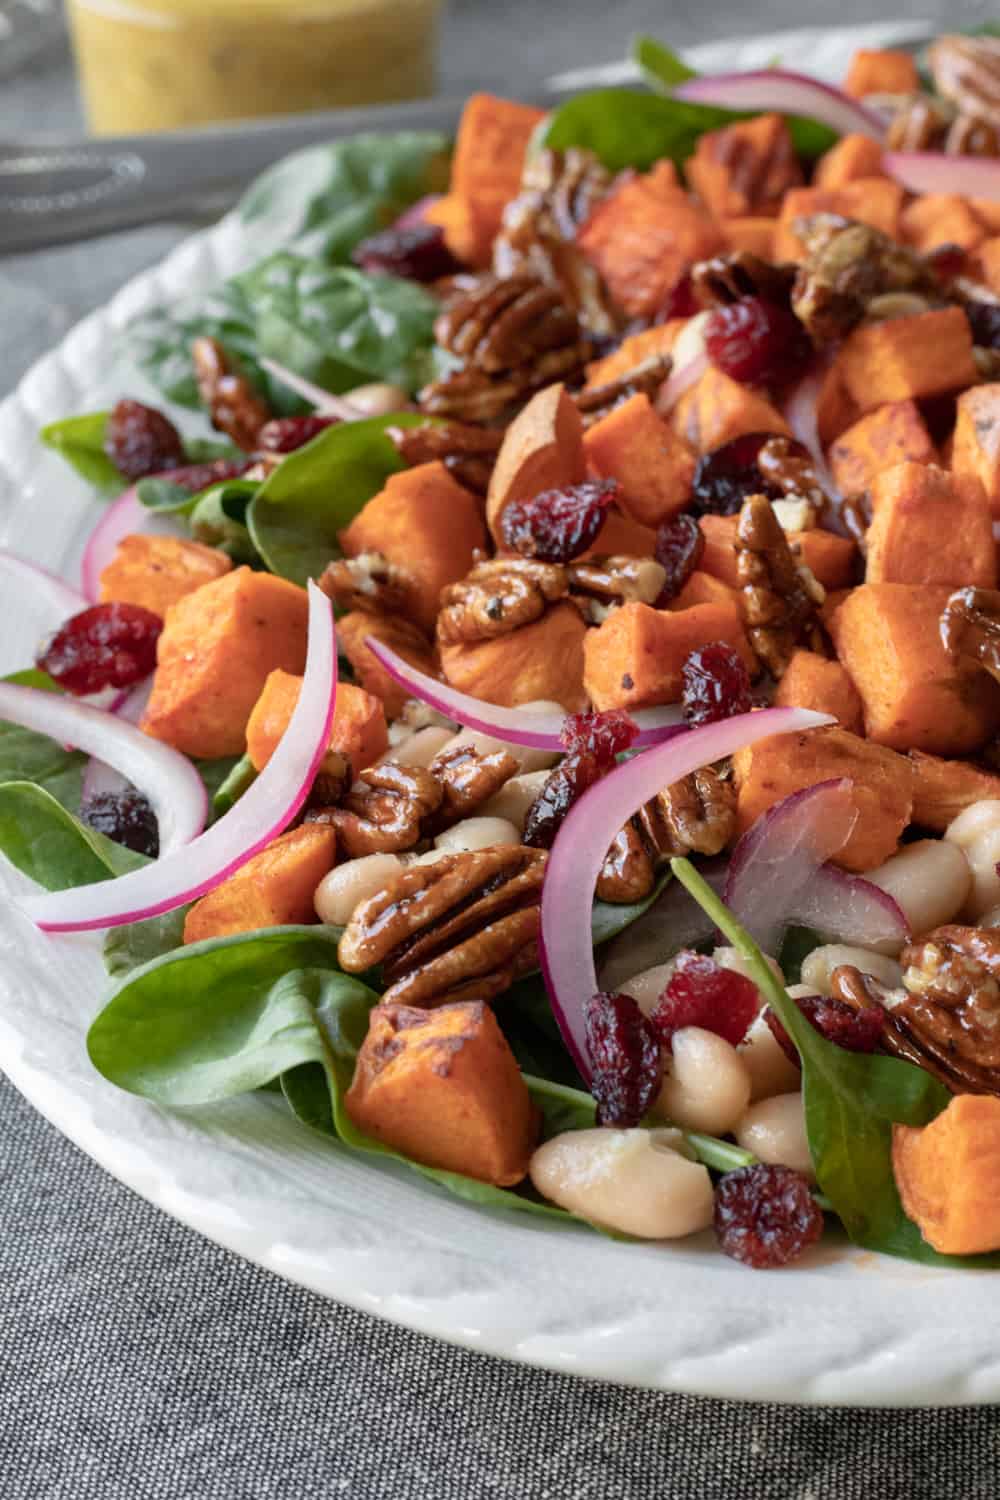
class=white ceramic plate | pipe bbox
[3,19,995,1406]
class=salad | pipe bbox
[6,30,1000,1272]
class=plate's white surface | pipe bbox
[1,20,994,1406]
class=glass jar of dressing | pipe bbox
[67,0,441,135]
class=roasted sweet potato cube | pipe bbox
[972,200,1000,234]
[816,357,861,445]
[583,392,695,527]
[774,179,903,261]
[422,192,479,266]
[486,384,585,544]
[345,1000,539,1186]
[440,601,587,710]
[837,308,978,412]
[901,193,986,254]
[773,650,863,733]
[246,669,387,776]
[697,515,856,592]
[339,461,487,635]
[667,570,741,612]
[828,400,937,496]
[829,583,1000,754]
[697,514,742,589]
[583,599,755,712]
[336,609,436,721]
[893,1094,1000,1255]
[813,134,885,189]
[581,508,656,561]
[446,93,546,267]
[99,533,232,616]
[953,383,1000,516]
[686,114,802,218]
[183,824,337,944]
[866,463,996,587]
[141,567,309,758]
[578,164,722,319]
[672,367,789,453]
[909,750,1000,832]
[731,725,913,871]
[717,218,776,259]
[583,320,685,389]
[843,48,919,99]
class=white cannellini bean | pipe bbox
[736,1092,814,1180]
[866,839,971,943]
[711,945,784,988]
[945,800,1000,918]
[434,701,565,774]
[378,725,454,768]
[345,381,411,417]
[433,817,521,854]
[800,944,902,997]
[656,1026,752,1136]
[620,961,679,1017]
[479,769,551,831]
[529,1127,714,1239]
[314,853,406,926]
[738,1007,804,1102]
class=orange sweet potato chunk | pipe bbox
[422,193,479,265]
[773,650,863,733]
[672,367,789,453]
[686,114,802,218]
[583,320,686,389]
[953,383,1000,516]
[866,463,996,587]
[99,533,232,616]
[440,601,587,710]
[717,218,776,259]
[813,134,885,189]
[909,750,1000,832]
[837,308,978,411]
[843,48,919,98]
[583,600,754,712]
[246,669,387,776]
[774,179,903,261]
[446,93,546,267]
[732,726,913,872]
[816,357,861,445]
[901,194,986,254]
[578,164,722,319]
[893,1094,1000,1255]
[583,392,695,527]
[183,824,337,944]
[340,461,486,635]
[581,508,657,560]
[345,1000,539,1186]
[828,400,937,496]
[667,570,740,612]
[487,383,585,544]
[698,515,856,592]
[141,567,309,759]
[829,583,1000,754]
[336,609,436,720]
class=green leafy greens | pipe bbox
[39,411,122,493]
[0,782,145,890]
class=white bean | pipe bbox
[378,726,454,769]
[736,1093,814,1179]
[711,945,784,990]
[433,817,521,854]
[800,944,902,997]
[435,713,560,775]
[620,962,678,1017]
[529,1127,714,1239]
[345,381,411,417]
[656,1026,752,1136]
[738,1008,803,1102]
[945,800,1000,918]
[479,769,551,831]
[866,839,971,943]
[314,853,406,926]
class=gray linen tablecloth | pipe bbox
[5,3,1000,1494]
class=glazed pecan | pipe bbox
[929,34,1000,129]
[884,93,954,152]
[191,336,272,451]
[736,493,824,677]
[437,557,568,644]
[428,743,519,825]
[756,436,825,509]
[574,352,674,428]
[317,552,415,615]
[337,845,547,1006]
[690,251,796,311]
[790,215,942,346]
[597,823,657,903]
[894,927,1000,1094]
[941,586,1000,684]
[566,553,668,622]
[316,763,443,858]
[597,768,736,903]
[386,420,503,496]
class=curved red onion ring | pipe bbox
[81,679,155,804]
[18,581,337,932]
[783,367,840,505]
[675,70,884,140]
[0,681,207,856]
[884,150,1000,202]
[259,357,365,419]
[656,351,709,415]
[365,637,686,750]
[784,864,910,956]
[539,705,833,1080]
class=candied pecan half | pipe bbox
[317,763,444,858]
[318,552,416,616]
[929,34,1000,129]
[386,420,503,496]
[790,215,942,346]
[191,336,272,451]
[941,586,1000,683]
[597,768,736,903]
[573,352,674,427]
[428,743,519,825]
[566,553,668,623]
[690,251,796,311]
[945,113,1000,157]
[756,436,825,508]
[736,493,823,677]
[437,557,568,644]
[884,93,954,152]
[889,927,1000,1094]
[338,846,547,1006]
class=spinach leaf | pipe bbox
[135,477,201,514]
[194,756,242,805]
[778,924,824,987]
[129,279,274,412]
[4,669,61,692]
[238,131,450,262]
[631,35,698,88]
[39,411,122,493]
[591,869,671,948]
[0,699,86,816]
[103,907,190,977]
[0,781,145,891]
[189,480,262,564]
[210,753,258,819]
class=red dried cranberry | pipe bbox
[159,458,250,494]
[560,708,637,766]
[714,1163,824,1268]
[37,603,162,696]
[765,993,885,1063]
[655,273,699,320]
[80,789,159,858]
[522,751,602,849]
[651,951,759,1049]
[926,242,966,281]
[351,223,462,282]
[704,297,811,386]
[257,414,340,453]
[106,399,186,482]
[500,479,621,563]
[964,299,1000,349]
[681,642,752,726]
[690,432,785,517]
[654,513,705,602]
[585,991,662,1128]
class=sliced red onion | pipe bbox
[365,636,686,749]
[675,70,884,140]
[656,351,709,415]
[0,550,90,626]
[259,357,365,420]
[18,581,336,933]
[80,464,222,602]
[81,680,154,803]
[885,150,1000,201]
[783,366,840,505]
[0,681,207,856]
[538,706,833,1080]
[783,863,910,955]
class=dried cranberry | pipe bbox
[159,458,250,494]
[651,951,759,1049]
[80,789,159,858]
[927,242,966,281]
[714,1164,824,1268]
[257,414,340,453]
[37,603,162,696]
[690,432,785,517]
[585,991,662,1128]
[964,299,1000,349]
[522,750,602,849]
[500,479,621,563]
[560,708,637,766]
[765,993,885,1063]
[681,642,753,726]
[655,273,699,321]
[704,296,811,386]
[351,223,462,282]
[105,399,186,482]
[654,513,705,602]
